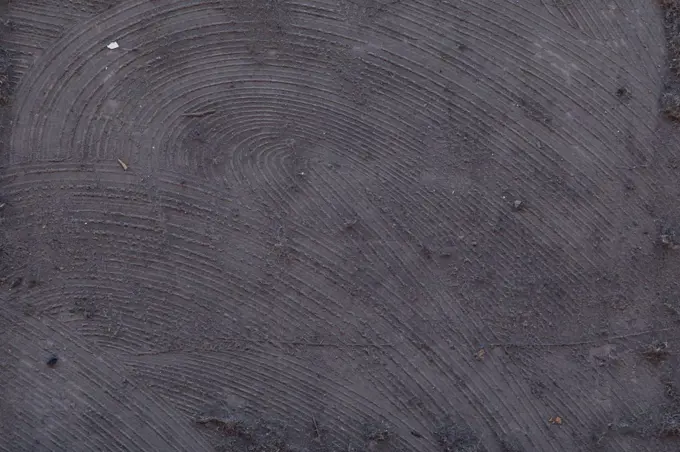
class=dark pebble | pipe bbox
[46,355,58,367]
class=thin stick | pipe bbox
[312,416,321,439]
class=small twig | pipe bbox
[194,414,246,436]
[312,416,321,440]
[196,415,224,425]
[491,327,676,349]
[181,109,216,118]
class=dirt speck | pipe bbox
[616,86,632,102]
[642,341,670,364]
[660,413,680,437]
[363,422,390,443]
[661,88,680,120]
[435,417,486,452]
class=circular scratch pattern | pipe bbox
[1,1,676,451]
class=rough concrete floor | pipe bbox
[1,1,680,451]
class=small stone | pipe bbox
[46,354,58,367]
[512,200,523,210]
